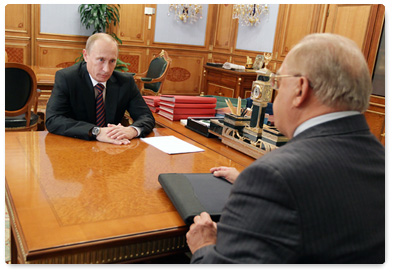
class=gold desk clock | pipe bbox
[243,53,273,142]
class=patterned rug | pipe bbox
[5,206,10,263]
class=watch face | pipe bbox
[92,127,100,136]
[252,84,262,99]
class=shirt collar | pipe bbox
[88,74,107,89]
[293,111,360,137]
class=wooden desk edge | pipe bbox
[7,180,188,264]
[24,227,188,264]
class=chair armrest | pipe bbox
[133,71,148,77]
[141,77,153,82]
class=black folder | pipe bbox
[158,173,232,225]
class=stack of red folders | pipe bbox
[158,95,217,121]
[143,96,161,113]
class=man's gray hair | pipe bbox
[287,33,372,112]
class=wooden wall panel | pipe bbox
[118,48,145,74]
[324,4,376,56]
[274,4,323,62]
[5,4,32,64]
[116,5,146,44]
[212,4,236,52]
[5,4,31,36]
[161,52,205,95]
[211,53,230,64]
[36,43,84,68]
[364,95,385,144]
[5,41,30,64]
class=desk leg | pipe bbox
[10,226,19,264]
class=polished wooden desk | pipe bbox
[5,129,249,264]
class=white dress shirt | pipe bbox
[88,74,142,136]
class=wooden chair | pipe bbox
[134,50,172,96]
[5,63,40,131]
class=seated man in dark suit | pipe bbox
[186,33,385,263]
[46,33,155,145]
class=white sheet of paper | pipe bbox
[141,136,204,154]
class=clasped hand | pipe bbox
[96,123,138,145]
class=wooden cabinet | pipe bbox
[203,65,257,98]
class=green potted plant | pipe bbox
[76,4,130,72]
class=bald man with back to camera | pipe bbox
[186,33,385,263]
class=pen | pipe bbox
[226,99,236,115]
[237,97,241,116]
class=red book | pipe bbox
[160,95,217,104]
[143,96,161,107]
[158,110,216,121]
[159,106,216,115]
[160,101,217,109]
[148,106,159,113]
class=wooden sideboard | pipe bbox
[202,65,257,99]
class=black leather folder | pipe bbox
[158,173,232,225]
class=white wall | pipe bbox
[40,4,92,36]
[40,4,279,53]
[154,4,209,46]
[235,4,279,53]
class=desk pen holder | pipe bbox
[224,113,251,130]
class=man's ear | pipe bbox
[82,49,88,62]
[293,76,311,107]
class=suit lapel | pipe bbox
[79,63,96,123]
[105,75,119,124]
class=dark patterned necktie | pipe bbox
[95,83,106,127]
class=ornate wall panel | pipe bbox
[161,52,205,95]
[118,48,145,74]
[5,45,27,64]
[36,43,84,68]
[5,5,32,64]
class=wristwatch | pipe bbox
[91,126,101,138]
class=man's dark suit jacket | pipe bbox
[45,62,155,140]
[192,114,385,263]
